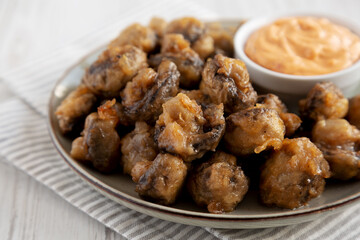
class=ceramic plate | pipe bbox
[48,20,360,229]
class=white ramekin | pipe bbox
[234,14,360,107]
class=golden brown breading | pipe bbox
[134,153,187,205]
[149,34,204,88]
[55,85,96,134]
[70,100,121,172]
[299,82,349,122]
[121,122,158,175]
[155,93,225,162]
[224,106,285,156]
[260,138,330,209]
[187,151,249,213]
[200,54,257,114]
[312,119,360,180]
[83,45,148,97]
[109,23,157,53]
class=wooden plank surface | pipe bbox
[1,0,360,239]
[0,159,125,240]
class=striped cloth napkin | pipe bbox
[1,0,360,239]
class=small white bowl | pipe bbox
[234,14,360,108]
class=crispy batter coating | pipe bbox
[121,60,180,123]
[83,45,148,97]
[99,101,131,126]
[134,153,187,205]
[191,34,215,60]
[120,122,158,175]
[149,17,167,39]
[200,54,257,114]
[165,17,205,44]
[205,22,235,57]
[155,93,225,162]
[70,137,88,161]
[149,34,204,88]
[312,119,360,151]
[109,23,157,53]
[165,17,217,59]
[55,85,96,134]
[279,112,302,137]
[131,160,153,183]
[156,93,205,160]
[257,94,302,137]
[260,138,330,209]
[187,151,249,213]
[299,82,349,122]
[257,94,287,114]
[312,119,360,180]
[323,150,360,180]
[224,106,285,156]
[347,95,360,129]
[197,103,226,152]
[181,89,210,105]
[121,68,157,108]
[70,100,121,172]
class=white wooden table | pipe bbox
[1,0,360,239]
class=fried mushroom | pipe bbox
[205,22,235,57]
[165,17,217,59]
[149,17,167,39]
[257,94,302,137]
[70,99,121,172]
[257,94,287,114]
[155,93,225,162]
[299,82,349,122]
[200,54,257,114]
[109,23,157,53]
[121,68,157,108]
[121,60,180,124]
[260,138,330,209]
[83,45,148,97]
[120,122,158,175]
[187,151,249,213]
[224,106,285,156]
[130,159,153,183]
[55,85,96,134]
[181,89,209,105]
[191,34,215,60]
[148,34,204,88]
[312,119,360,180]
[133,153,187,205]
[280,113,303,137]
[347,95,360,129]
[165,17,205,44]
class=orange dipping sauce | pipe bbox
[245,17,360,75]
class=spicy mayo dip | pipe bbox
[244,17,360,75]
